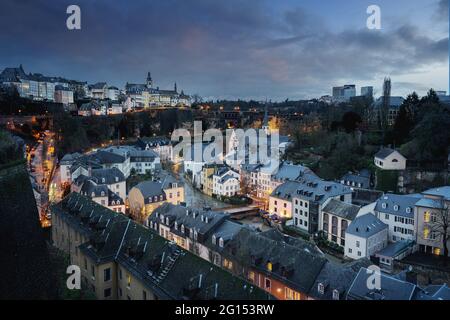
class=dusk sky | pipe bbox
[1,0,448,101]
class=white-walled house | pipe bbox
[374,193,421,242]
[374,148,407,170]
[345,213,388,260]
[212,168,241,197]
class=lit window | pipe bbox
[127,274,131,288]
[424,212,431,223]
[267,262,273,272]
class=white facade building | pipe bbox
[345,213,388,260]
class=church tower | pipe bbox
[262,103,270,135]
[146,72,153,89]
[174,82,178,93]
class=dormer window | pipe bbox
[318,283,325,295]
[267,262,273,272]
[219,237,224,248]
[189,229,193,238]
[382,203,387,209]
[212,235,216,245]
[165,217,169,225]
[160,214,164,222]
[181,225,185,234]
[394,205,399,211]
[194,231,198,241]
[115,177,119,182]
[91,192,95,197]
[174,222,178,230]
[205,217,209,223]
[101,191,105,197]
[149,197,152,203]
[332,289,340,300]
[102,178,106,183]
[406,207,412,214]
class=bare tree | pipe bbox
[429,198,450,264]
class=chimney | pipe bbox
[88,165,92,177]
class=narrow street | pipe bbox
[28,130,59,227]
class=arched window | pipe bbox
[219,237,224,248]
[212,234,216,245]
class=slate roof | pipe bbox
[93,150,126,164]
[60,152,82,164]
[221,228,328,295]
[80,180,109,198]
[272,162,313,182]
[416,284,450,300]
[148,203,229,242]
[346,214,387,238]
[340,171,371,189]
[374,193,422,218]
[309,259,372,300]
[322,199,360,221]
[421,186,450,200]
[52,193,270,300]
[347,267,418,300]
[376,240,414,258]
[91,168,126,184]
[271,174,352,205]
[374,148,405,160]
[133,181,166,204]
[136,136,172,149]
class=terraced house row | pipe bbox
[147,202,374,300]
[51,193,269,300]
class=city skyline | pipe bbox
[0,0,448,101]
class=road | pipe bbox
[28,130,59,227]
[168,162,227,209]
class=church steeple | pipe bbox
[146,72,153,88]
[174,82,177,93]
[262,102,270,134]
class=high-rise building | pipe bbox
[361,86,374,97]
[332,84,356,102]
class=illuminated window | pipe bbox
[424,211,431,223]
[285,288,301,300]
[248,271,256,283]
[423,228,430,239]
[127,274,131,288]
[434,248,441,256]
[224,259,233,270]
[267,262,273,272]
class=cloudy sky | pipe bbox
[0,0,448,100]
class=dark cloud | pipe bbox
[0,0,447,100]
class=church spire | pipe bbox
[174,82,177,93]
[262,101,270,134]
[146,72,153,88]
